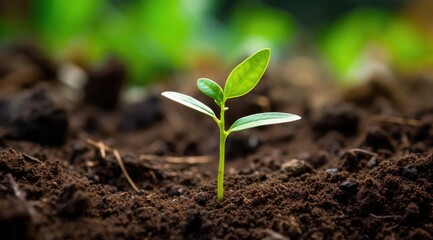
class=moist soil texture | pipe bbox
[0,46,433,240]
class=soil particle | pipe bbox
[194,192,209,206]
[118,94,162,131]
[84,57,126,110]
[400,166,418,180]
[339,179,358,191]
[308,151,330,168]
[56,183,90,218]
[362,127,396,152]
[183,209,206,237]
[340,149,380,172]
[313,103,360,136]
[317,131,346,155]
[404,202,420,222]
[325,168,339,174]
[68,143,89,164]
[281,159,313,177]
[1,87,68,145]
[277,215,302,239]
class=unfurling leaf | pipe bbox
[161,91,216,118]
[197,78,224,104]
[224,48,271,99]
[229,112,301,132]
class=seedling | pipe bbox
[162,48,301,201]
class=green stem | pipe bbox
[217,102,228,201]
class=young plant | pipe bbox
[161,48,301,201]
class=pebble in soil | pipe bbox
[281,159,314,177]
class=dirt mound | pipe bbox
[0,49,432,239]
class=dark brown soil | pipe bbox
[0,46,433,240]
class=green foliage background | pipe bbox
[1,0,432,85]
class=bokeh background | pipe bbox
[1,0,433,86]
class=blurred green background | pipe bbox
[1,0,432,85]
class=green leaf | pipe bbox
[224,48,271,99]
[161,91,216,118]
[197,78,224,103]
[229,112,300,132]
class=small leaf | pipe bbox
[161,91,216,118]
[197,78,224,103]
[224,48,271,99]
[229,112,300,132]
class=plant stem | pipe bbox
[217,102,228,201]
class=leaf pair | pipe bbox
[161,91,300,132]
[197,48,271,102]
[161,48,301,132]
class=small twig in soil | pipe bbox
[113,149,141,193]
[4,174,37,221]
[348,148,377,157]
[371,115,421,127]
[5,174,25,199]
[370,213,401,219]
[401,132,410,147]
[86,139,114,151]
[242,195,252,205]
[139,154,212,164]
[264,229,289,240]
[22,153,44,164]
[348,148,378,164]
[86,139,141,193]
[98,141,108,158]
[137,206,154,211]
[145,193,155,199]
[118,192,128,197]
[86,139,114,154]
[385,224,400,231]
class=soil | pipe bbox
[0,45,433,240]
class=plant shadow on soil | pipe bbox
[0,46,433,239]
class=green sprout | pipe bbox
[162,48,301,201]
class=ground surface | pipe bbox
[0,46,432,240]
